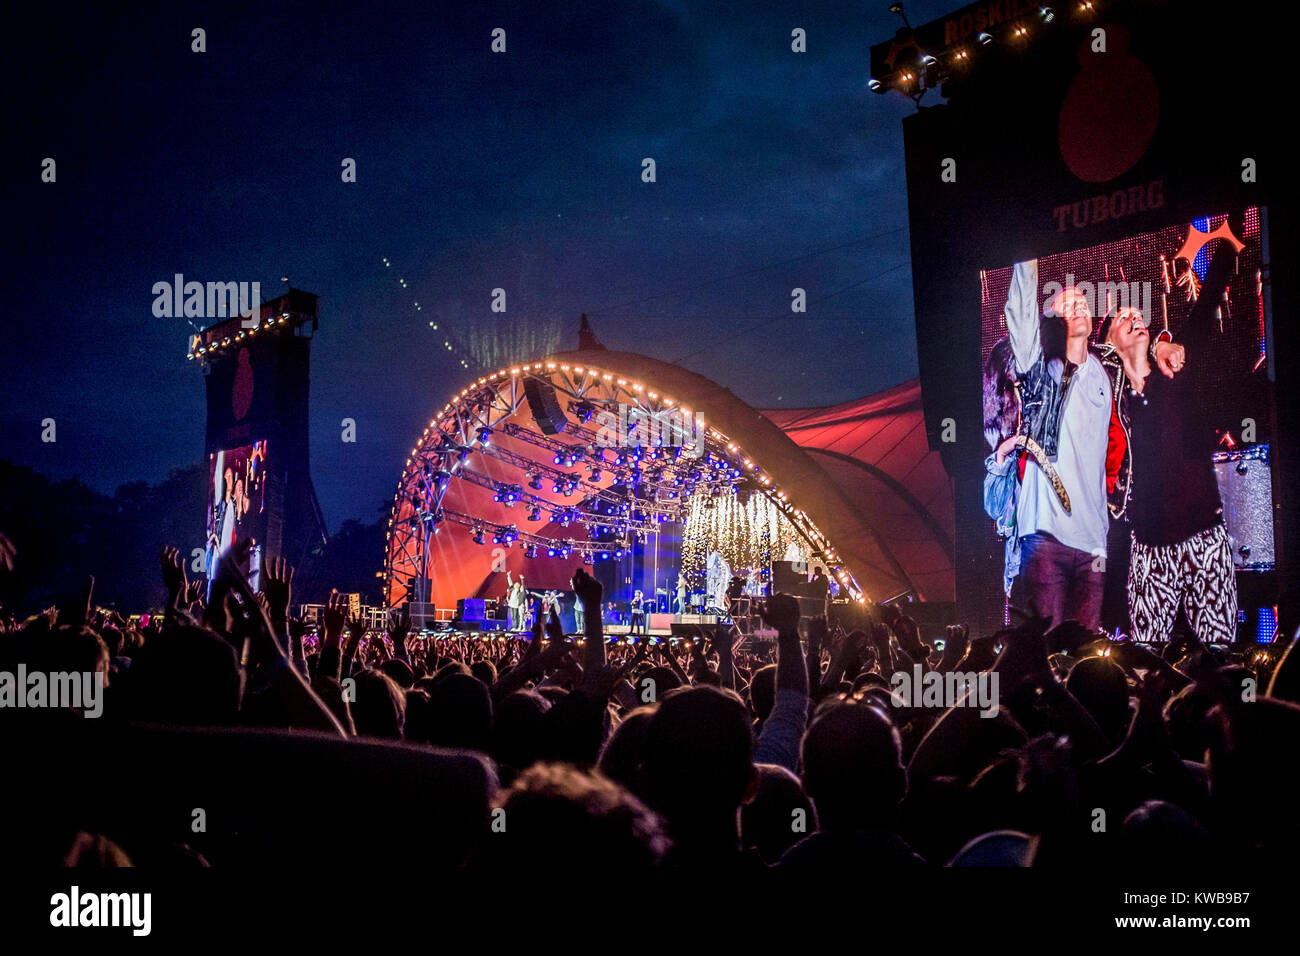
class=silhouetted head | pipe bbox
[1066,656,1132,743]
[801,701,906,829]
[638,686,756,843]
[125,624,241,725]
[350,668,406,739]
[742,763,816,864]
[749,664,777,722]
[483,763,669,870]
[1119,800,1212,870]
[491,689,551,779]
[423,672,493,752]
[598,705,656,791]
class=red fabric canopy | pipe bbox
[761,379,955,602]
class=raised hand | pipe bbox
[323,592,348,646]
[890,613,924,657]
[345,613,368,651]
[262,555,294,623]
[160,545,187,603]
[571,567,603,610]
[544,604,565,645]
[185,579,205,610]
[387,607,411,657]
[938,624,969,670]
[758,593,801,634]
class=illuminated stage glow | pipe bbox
[382,355,864,623]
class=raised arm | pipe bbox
[754,593,808,773]
[1006,259,1042,375]
[572,568,605,673]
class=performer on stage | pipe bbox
[505,571,528,631]
[674,573,687,615]
[630,589,647,635]
[531,588,561,616]
[572,590,585,634]
[1102,252,1237,643]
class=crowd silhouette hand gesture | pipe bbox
[524,604,546,659]
[322,592,348,646]
[160,546,187,603]
[571,568,602,610]
[262,555,294,623]
[545,605,565,645]
[890,613,925,657]
[939,624,969,670]
[866,621,893,661]
[387,607,411,657]
[758,593,801,634]
[345,613,368,653]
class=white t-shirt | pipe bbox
[1015,352,1112,557]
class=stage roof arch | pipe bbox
[383,344,955,613]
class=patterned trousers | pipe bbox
[1128,522,1237,643]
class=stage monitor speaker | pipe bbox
[523,378,569,435]
[771,561,807,595]
[409,577,433,603]
[457,598,486,622]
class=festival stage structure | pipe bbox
[382,325,956,631]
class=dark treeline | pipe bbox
[0,459,383,613]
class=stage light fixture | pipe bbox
[472,529,486,545]
[868,78,884,93]
[477,427,492,444]
[528,474,544,491]
[978,31,993,44]
[1039,6,1054,22]
[528,506,542,522]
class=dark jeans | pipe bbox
[1011,533,1104,632]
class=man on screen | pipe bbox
[985,260,1113,630]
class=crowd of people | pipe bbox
[3,530,1299,872]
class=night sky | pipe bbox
[1,0,955,532]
